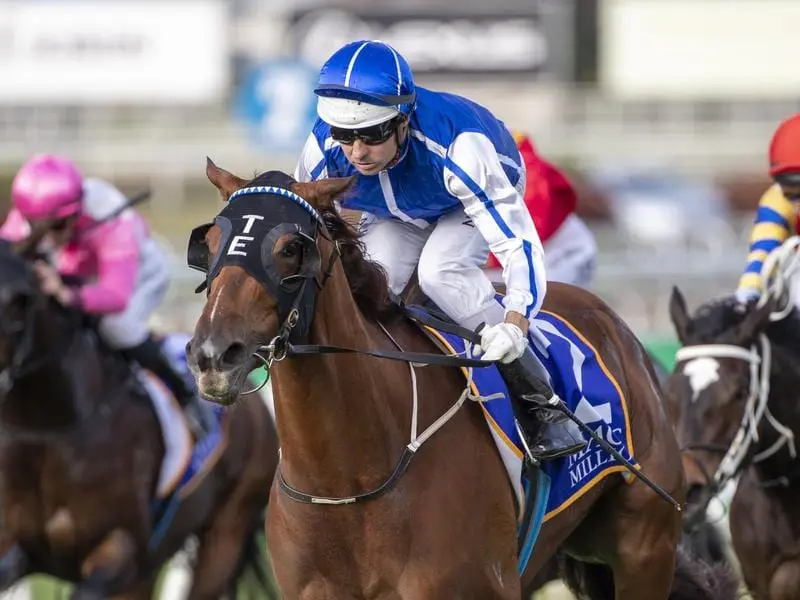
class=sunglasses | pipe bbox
[330,117,401,146]
[51,219,70,232]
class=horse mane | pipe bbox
[248,171,399,322]
[687,295,746,342]
[316,205,400,321]
[689,293,800,349]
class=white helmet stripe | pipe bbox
[317,97,399,129]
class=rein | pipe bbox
[255,245,504,505]
[193,187,506,504]
[276,321,502,505]
[240,238,497,399]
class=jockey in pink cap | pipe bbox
[0,154,212,439]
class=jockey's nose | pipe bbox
[350,139,369,160]
[187,337,250,372]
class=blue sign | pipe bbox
[233,59,318,153]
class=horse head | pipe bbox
[186,159,394,405]
[666,284,797,527]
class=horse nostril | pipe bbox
[220,342,250,368]
[196,350,213,373]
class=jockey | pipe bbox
[736,113,800,308]
[294,40,586,461]
[0,154,213,439]
[486,132,597,288]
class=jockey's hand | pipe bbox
[734,287,760,314]
[476,321,527,364]
[33,261,76,307]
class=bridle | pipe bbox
[676,336,796,497]
[676,236,800,497]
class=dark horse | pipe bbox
[0,237,279,599]
[667,285,800,599]
[187,160,738,600]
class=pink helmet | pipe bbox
[11,154,84,221]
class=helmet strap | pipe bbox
[384,119,409,171]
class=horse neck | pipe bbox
[270,268,412,496]
[2,306,103,431]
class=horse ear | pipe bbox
[669,286,692,344]
[734,296,775,345]
[206,157,247,201]
[292,177,355,212]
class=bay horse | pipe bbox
[667,285,800,599]
[0,237,279,599]
[187,160,738,600]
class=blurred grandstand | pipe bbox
[0,0,794,597]
[0,0,790,363]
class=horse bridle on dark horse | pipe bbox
[187,181,682,510]
[676,335,798,526]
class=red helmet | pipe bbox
[769,113,800,178]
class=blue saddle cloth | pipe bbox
[421,308,636,575]
[146,333,228,550]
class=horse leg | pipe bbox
[562,468,683,599]
[768,561,800,600]
[70,528,138,600]
[185,503,259,600]
[573,481,736,599]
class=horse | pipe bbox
[667,284,800,599]
[0,236,279,600]
[186,160,738,600]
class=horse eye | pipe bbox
[280,241,302,259]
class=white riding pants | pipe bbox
[360,208,507,330]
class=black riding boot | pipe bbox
[496,347,587,462]
[124,336,212,440]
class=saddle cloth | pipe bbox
[141,333,227,500]
[419,307,636,575]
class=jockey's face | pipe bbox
[781,184,800,202]
[43,214,79,248]
[339,120,408,176]
[777,170,800,201]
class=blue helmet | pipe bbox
[315,40,416,128]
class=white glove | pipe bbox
[476,322,527,364]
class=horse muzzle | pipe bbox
[186,335,256,405]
